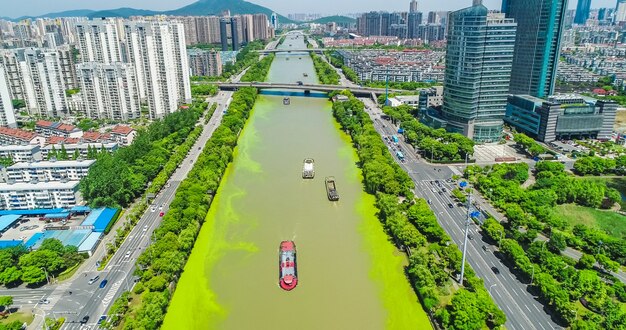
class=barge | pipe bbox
[278,241,298,291]
[302,158,315,179]
[325,176,339,201]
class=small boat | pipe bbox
[303,73,308,77]
[325,176,339,201]
[302,158,314,179]
[283,97,290,105]
[279,241,298,291]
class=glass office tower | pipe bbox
[503,0,567,98]
[442,1,517,142]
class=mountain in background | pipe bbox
[310,16,356,24]
[6,0,292,23]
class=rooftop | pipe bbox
[0,181,80,191]
[0,215,21,232]
[0,127,38,141]
[0,145,39,151]
[36,121,80,133]
[8,159,95,169]
[110,125,135,135]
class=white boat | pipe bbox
[302,158,315,179]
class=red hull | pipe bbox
[279,241,298,291]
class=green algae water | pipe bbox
[163,33,431,330]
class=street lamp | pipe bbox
[489,283,497,295]
[40,267,50,285]
[32,307,48,330]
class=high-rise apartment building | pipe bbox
[77,62,141,121]
[271,13,278,29]
[253,14,270,40]
[241,14,255,43]
[75,19,123,63]
[503,0,567,98]
[575,0,592,24]
[0,65,17,128]
[220,17,240,51]
[0,48,69,117]
[410,0,419,13]
[616,0,626,23]
[188,49,222,76]
[442,1,517,142]
[123,21,191,119]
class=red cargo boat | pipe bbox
[278,241,298,291]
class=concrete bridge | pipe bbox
[216,82,402,97]
[254,48,324,54]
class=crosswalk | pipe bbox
[101,280,122,307]
[44,282,71,310]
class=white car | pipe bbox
[151,207,155,213]
[38,299,50,304]
[125,251,131,258]
[143,225,148,232]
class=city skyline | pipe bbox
[1,0,618,20]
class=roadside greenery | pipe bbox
[471,161,626,327]
[0,158,13,168]
[382,104,474,162]
[108,87,260,330]
[190,84,218,97]
[311,53,340,85]
[331,91,505,329]
[513,133,547,157]
[240,54,275,82]
[0,239,85,287]
[80,102,206,208]
[326,51,360,83]
[574,155,626,175]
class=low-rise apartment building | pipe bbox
[0,144,41,163]
[3,159,95,183]
[0,180,81,210]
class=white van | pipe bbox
[88,275,100,285]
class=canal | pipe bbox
[163,33,430,329]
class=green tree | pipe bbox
[547,232,567,252]
[0,296,13,310]
[20,266,46,285]
[577,254,596,270]
[58,145,69,160]
[11,100,25,109]
[0,267,22,287]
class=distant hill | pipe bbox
[310,16,356,25]
[166,0,292,23]
[6,0,292,23]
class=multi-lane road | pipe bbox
[8,92,232,330]
[360,98,562,330]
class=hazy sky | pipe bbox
[2,0,619,19]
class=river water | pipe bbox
[163,33,430,330]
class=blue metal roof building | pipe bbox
[0,215,22,233]
[78,232,102,256]
[24,233,44,249]
[70,206,91,214]
[0,209,64,217]
[43,213,71,220]
[0,240,23,248]
[81,208,119,232]
[30,229,91,249]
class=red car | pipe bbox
[159,211,164,217]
